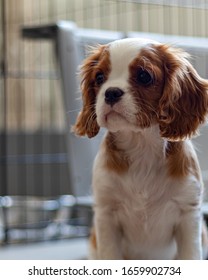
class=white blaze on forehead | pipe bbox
[108,38,159,80]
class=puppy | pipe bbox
[73,38,208,259]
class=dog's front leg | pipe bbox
[95,209,122,260]
[175,210,202,260]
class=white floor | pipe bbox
[0,238,88,260]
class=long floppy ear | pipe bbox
[72,46,104,138]
[157,44,208,140]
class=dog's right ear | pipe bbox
[72,46,104,138]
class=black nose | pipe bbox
[105,87,124,106]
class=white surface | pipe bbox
[0,238,88,260]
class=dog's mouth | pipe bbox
[102,109,137,132]
[97,103,139,132]
[105,111,124,122]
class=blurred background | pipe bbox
[0,0,208,259]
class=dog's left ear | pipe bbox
[157,44,208,140]
[73,47,103,138]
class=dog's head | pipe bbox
[73,38,208,140]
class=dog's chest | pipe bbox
[111,155,180,245]
[93,132,191,249]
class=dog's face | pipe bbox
[95,39,164,134]
[74,38,208,140]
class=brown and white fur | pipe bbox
[73,38,208,259]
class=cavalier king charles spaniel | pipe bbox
[73,38,208,259]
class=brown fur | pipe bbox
[166,141,201,180]
[103,133,129,174]
[128,44,208,140]
[73,45,110,138]
[90,227,97,249]
[128,47,165,128]
[156,44,208,140]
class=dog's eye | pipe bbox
[95,72,105,86]
[137,69,153,86]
